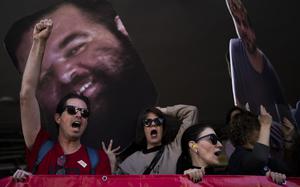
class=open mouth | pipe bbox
[214,150,222,157]
[71,74,105,99]
[79,81,92,94]
[150,130,158,138]
[71,121,81,128]
[73,75,94,96]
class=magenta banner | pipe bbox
[1,175,300,187]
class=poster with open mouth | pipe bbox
[4,0,157,149]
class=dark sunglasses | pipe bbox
[143,118,164,127]
[195,134,220,145]
[56,155,66,175]
[64,105,89,119]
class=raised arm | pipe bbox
[20,19,53,149]
[257,105,272,146]
[158,105,199,147]
[102,139,121,173]
[240,106,272,171]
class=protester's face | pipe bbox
[194,128,223,166]
[143,112,164,149]
[56,98,88,140]
[228,0,257,53]
[16,4,130,115]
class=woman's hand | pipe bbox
[266,170,286,185]
[13,169,32,182]
[102,139,121,173]
[183,168,205,183]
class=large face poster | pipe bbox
[225,0,293,123]
[4,0,157,148]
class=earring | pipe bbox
[192,144,198,149]
[192,144,198,153]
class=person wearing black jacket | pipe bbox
[227,106,287,184]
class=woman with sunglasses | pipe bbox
[227,106,287,185]
[176,123,223,183]
[116,105,199,174]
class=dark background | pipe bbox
[0,0,299,176]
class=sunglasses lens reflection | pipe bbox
[81,110,89,118]
[196,134,220,145]
[65,106,89,118]
[210,135,217,145]
[143,118,163,127]
[66,106,76,115]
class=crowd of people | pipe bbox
[6,0,299,185]
[10,18,299,185]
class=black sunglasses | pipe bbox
[64,105,89,119]
[143,118,164,127]
[195,134,220,145]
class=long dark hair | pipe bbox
[118,107,168,161]
[176,123,213,174]
[135,107,168,149]
[119,106,180,161]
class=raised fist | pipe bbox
[258,105,272,127]
[33,19,53,41]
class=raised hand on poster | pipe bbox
[33,19,52,41]
[5,0,157,148]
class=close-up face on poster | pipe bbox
[4,0,157,148]
[0,0,299,180]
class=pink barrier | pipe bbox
[0,175,299,187]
